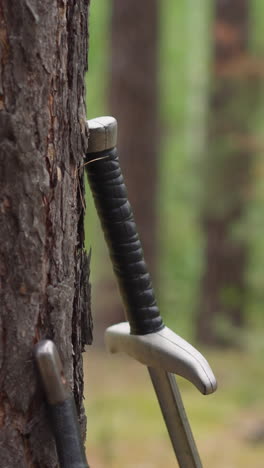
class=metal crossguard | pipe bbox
[86,116,217,468]
[105,322,216,395]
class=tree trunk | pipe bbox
[93,0,159,334]
[196,0,260,346]
[0,1,92,466]
[110,0,159,278]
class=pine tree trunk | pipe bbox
[196,0,260,346]
[0,1,92,466]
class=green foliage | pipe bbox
[158,0,210,337]
[84,2,264,465]
[86,0,109,115]
[85,0,264,340]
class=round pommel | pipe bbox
[87,116,118,153]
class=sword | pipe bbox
[34,340,89,468]
[85,116,217,467]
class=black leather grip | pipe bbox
[85,148,164,335]
[49,398,88,468]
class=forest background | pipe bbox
[84,1,264,467]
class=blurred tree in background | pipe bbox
[196,0,261,346]
[91,0,160,334]
[85,3,264,464]
[110,0,159,282]
[86,1,264,347]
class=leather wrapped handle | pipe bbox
[49,398,88,468]
[85,119,164,335]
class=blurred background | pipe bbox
[84,1,264,466]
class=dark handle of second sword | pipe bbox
[85,147,164,335]
[34,340,89,468]
[48,398,88,468]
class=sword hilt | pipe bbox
[34,341,89,468]
[86,116,164,335]
[85,116,217,397]
[86,116,217,467]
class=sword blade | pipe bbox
[148,367,202,468]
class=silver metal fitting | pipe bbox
[34,340,69,405]
[87,116,118,153]
[105,322,217,395]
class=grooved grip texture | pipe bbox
[49,398,89,468]
[85,148,164,335]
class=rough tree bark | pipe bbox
[93,0,159,333]
[196,0,260,346]
[0,1,92,466]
